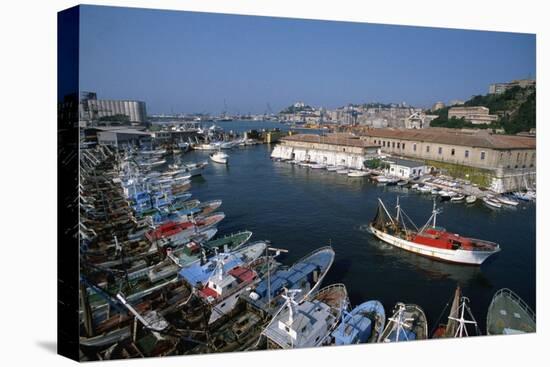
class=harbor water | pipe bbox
[180,121,536,334]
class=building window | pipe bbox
[426,146,430,153]
[451,148,455,156]
[402,143,405,150]
[392,142,395,148]
[516,152,520,163]
[382,141,385,147]
[397,142,400,149]
[481,151,486,160]
[374,140,376,144]
[438,147,442,155]
[465,150,469,158]
[413,144,417,152]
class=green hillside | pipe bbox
[428,86,536,134]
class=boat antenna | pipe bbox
[281,287,302,327]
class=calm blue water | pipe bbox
[180,121,536,334]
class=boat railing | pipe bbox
[468,238,500,251]
[492,288,536,322]
[296,245,335,265]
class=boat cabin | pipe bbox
[264,299,335,349]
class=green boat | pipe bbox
[486,288,535,335]
[203,230,253,251]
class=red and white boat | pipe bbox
[145,212,225,246]
[368,198,500,265]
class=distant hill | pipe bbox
[428,86,535,134]
[279,104,315,114]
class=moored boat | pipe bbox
[465,195,477,204]
[486,288,535,335]
[379,303,427,342]
[262,284,348,349]
[432,286,480,338]
[348,170,369,177]
[483,196,502,209]
[331,300,386,345]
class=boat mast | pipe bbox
[432,200,438,228]
[395,197,401,223]
[448,297,477,337]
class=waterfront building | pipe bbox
[489,79,536,94]
[448,106,498,125]
[386,158,428,179]
[359,128,536,192]
[96,127,153,147]
[271,133,380,169]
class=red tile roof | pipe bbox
[361,128,535,150]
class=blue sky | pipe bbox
[79,5,536,114]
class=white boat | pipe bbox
[194,142,222,151]
[220,141,237,149]
[483,197,502,209]
[326,165,341,172]
[465,195,477,204]
[373,175,391,183]
[309,163,327,169]
[451,194,465,202]
[348,170,369,177]
[418,185,432,193]
[262,284,348,349]
[210,151,228,164]
[337,169,349,175]
[495,195,519,206]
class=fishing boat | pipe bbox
[348,170,369,177]
[210,151,229,164]
[246,246,335,313]
[432,286,480,338]
[331,300,386,345]
[177,241,267,289]
[379,303,427,342]
[368,198,500,265]
[180,161,208,177]
[486,288,536,335]
[262,284,348,349]
[466,195,477,204]
[197,244,269,324]
[145,212,226,247]
[483,196,502,209]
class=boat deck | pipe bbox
[487,289,535,334]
